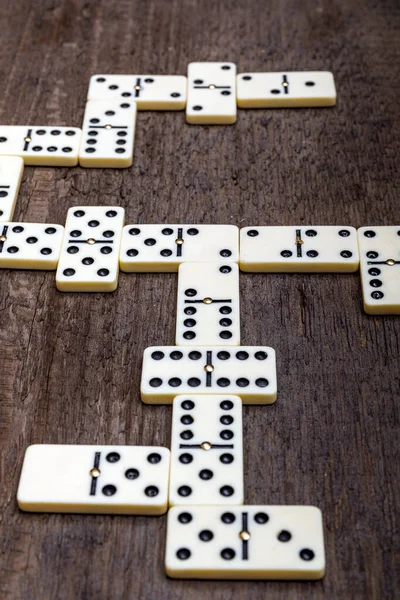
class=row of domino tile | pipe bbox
[0,199,398,314]
[0,65,336,169]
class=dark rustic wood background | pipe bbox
[0,0,399,598]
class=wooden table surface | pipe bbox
[0,0,399,598]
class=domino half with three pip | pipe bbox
[240,226,359,272]
[141,346,277,404]
[166,505,325,580]
[358,226,400,314]
[17,445,170,515]
[186,62,237,124]
[176,262,240,345]
[87,75,187,110]
[79,100,137,167]
[169,395,243,506]
[119,224,239,272]
[56,206,125,292]
[0,156,24,221]
[237,72,336,108]
[0,126,81,166]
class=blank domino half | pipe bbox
[358,226,400,314]
[17,444,170,515]
[176,262,240,346]
[79,100,137,168]
[165,505,325,580]
[0,126,81,166]
[0,223,64,269]
[169,395,243,506]
[240,226,359,272]
[237,72,336,108]
[0,156,24,221]
[119,224,239,272]
[186,62,237,124]
[56,206,125,292]
[87,75,187,110]
[141,346,277,404]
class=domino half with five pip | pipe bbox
[0,156,24,221]
[87,75,187,110]
[176,262,240,345]
[0,222,64,269]
[358,226,400,314]
[237,72,336,108]
[17,444,170,515]
[166,505,325,580]
[141,346,277,404]
[56,206,125,292]
[119,224,239,272]
[169,395,243,506]
[240,226,359,272]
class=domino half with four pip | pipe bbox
[358,226,400,314]
[186,62,237,124]
[141,346,277,404]
[119,224,239,272]
[17,445,170,515]
[237,72,336,108]
[56,206,125,292]
[0,126,81,166]
[166,505,325,580]
[240,226,359,272]
[79,100,137,167]
[0,222,64,269]
[176,262,240,345]
[169,395,243,506]
[87,75,187,110]
[0,156,24,221]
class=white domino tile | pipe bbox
[237,72,336,108]
[141,346,277,405]
[186,62,237,124]
[0,126,81,166]
[0,156,24,221]
[119,224,239,272]
[166,505,325,580]
[240,226,359,272]
[79,100,136,168]
[0,222,63,269]
[56,206,125,292]
[169,395,243,506]
[176,262,240,345]
[358,226,400,314]
[17,444,170,515]
[87,74,187,110]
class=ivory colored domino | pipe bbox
[119,224,239,272]
[56,206,125,292]
[176,262,240,345]
[186,62,237,124]
[0,126,81,166]
[240,226,359,272]
[0,222,63,269]
[0,156,24,221]
[358,226,400,314]
[17,444,170,515]
[87,75,187,110]
[169,395,243,506]
[166,505,325,580]
[79,100,136,168]
[141,346,277,405]
[237,72,336,108]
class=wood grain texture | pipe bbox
[0,0,399,598]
